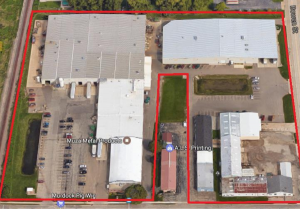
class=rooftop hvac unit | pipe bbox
[241,35,245,40]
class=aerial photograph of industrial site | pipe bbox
[0,0,300,208]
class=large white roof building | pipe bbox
[109,137,143,184]
[220,112,261,178]
[163,19,278,65]
[42,14,146,84]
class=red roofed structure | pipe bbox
[162,132,172,144]
[161,149,177,193]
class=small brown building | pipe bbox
[162,132,172,144]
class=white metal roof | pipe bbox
[96,79,144,139]
[163,19,278,60]
[197,151,213,163]
[42,14,145,81]
[144,56,152,90]
[221,134,242,177]
[220,112,261,177]
[109,137,142,183]
[240,113,261,138]
[280,162,292,178]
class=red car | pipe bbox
[29,93,36,97]
[28,98,35,102]
[43,112,51,117]
[260,115,265,121]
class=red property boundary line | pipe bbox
[0,10,299,204]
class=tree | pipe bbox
[124,184,147,204]
[215,2,228,11]
[148,140,163,153]
[193,0,212,11]
[103,0,123,10]
[127,0,152,11]
[67,0,103,10]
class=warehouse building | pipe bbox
[220,112,261,178]
[108,136,143,192]
[161,149,177,193]
[267,175,293,196]
[193,115,214,192]
[41,14,146,85]
[222,176,268,197]
[163,19,278,65]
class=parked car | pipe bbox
[41,130,48,136]
[66,133,72,139]
[78,182,86,186]
[164,65,171,70]
[65,146,71,150]
[79,170,87,174]
[251,76,260,80]
[260,115,265,121]
[64,154,72,157]
[39,157,45,160]
[252,82,259,85]
[63,165,70,169]
[28,98,35,102]
[253,87,260,90]
[67,117,73,122]
[144,96,150,104]
[29,89,34,92]
[64,162,72,166]
[43,122,49,128]
[66,125,73,130]
[62,171,70,174]
[250,95,254,100]
[29,103,36,108]
[64,159,72,163]
[43,112,51,117]
[59,120,65,123]
[37,180,44,183]
[79,165,87,168]
[59,125,66,129]
[29,93,36,97]
[38,163,45,166]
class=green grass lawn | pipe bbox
[1,13,46,198]
[213,148,268,201]
[160,76,187,122]
[212,130,220,139]
[195,75,253,95]
[277,25,289,80]
[0,0,24,98]
[38,1,61,10]
[282,94,294,123]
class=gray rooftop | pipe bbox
[193,115,212,148]
[42,14,146,81]
[163,19,278,60]
[197,163,214,192]
[267,175,293,194]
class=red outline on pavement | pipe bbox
[0,10,299,204]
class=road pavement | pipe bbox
[284,0,300,144]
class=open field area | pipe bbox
[38,1,61,10]
[195,75,253,95]
[2,13,49,198]
[2,32,42,198]
[0,0,23,97]
[283,94,295,123]
[160,76,187,123]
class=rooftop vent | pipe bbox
[241,36,245,40]
[194,36,197,41]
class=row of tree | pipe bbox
[67,0,228,11]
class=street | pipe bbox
[284,0,300,142]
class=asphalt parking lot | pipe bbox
[35,87,109,198]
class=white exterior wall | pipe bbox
[267,192,293,196]
[222,193,268,197]
[163,57,258,65]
